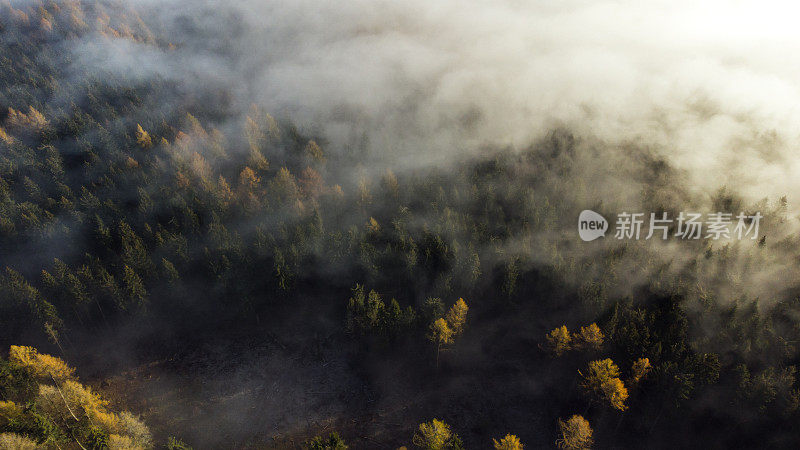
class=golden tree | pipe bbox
[631,357,652,384]
[429,318,453,367]
[8,345,74,382]
[239,167,261,191]
[135,123,152,148]
[0,433,38,450]
[430,318,453,345]
[412,419,452,450]
[367,217,381,234]
[217,175,235,206]
[601,377,629,411]
[580,359,628,411]
[581,358,620,387]
[445,298,469,336]
[5,346,152,448]
[0,127,13,144]
[6,106,48,131]
[556,415,593,449]
[544,325,571,356]
[493,433,523,449]
[573,323,603,351]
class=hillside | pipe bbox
[2,1,800,449]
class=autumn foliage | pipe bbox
[556,415,593,449]
[580,359,629,410]
[1,346,152,448]
[545,325,572,356]
[493,433,524,449]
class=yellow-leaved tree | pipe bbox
[429,298,469,368]
[135,123,152,148]
[556,415,593,449]
[493,433,524,449]
[445,298,469,336]
[412,419,453,450]
[580,358,628,411]
[600,377,629,411]
[429,318,453,368]
[0,127,13,144]
[573,323,604,351]
[0,433,38,450]
[238,166,261,193]
[544,325,571,356]
[2,346,153,449]
[8,345,74,382]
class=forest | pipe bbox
[2,0,800,448]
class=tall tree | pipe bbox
[556,415,593,449]
[580,359,628,411]
[493,434,523,450]
[445,298,468,336]
[544,325,571,356]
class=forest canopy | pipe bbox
[1,0,800,448]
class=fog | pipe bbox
[5,0,800,446]
[50,0,800,355]
[84,0,799,202]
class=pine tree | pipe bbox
[122,265,147,310]
[239,167,261,192]
[299,167,324,200]
[358,177,372,208]
[119,221,153,276]
[161,258,180,284]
